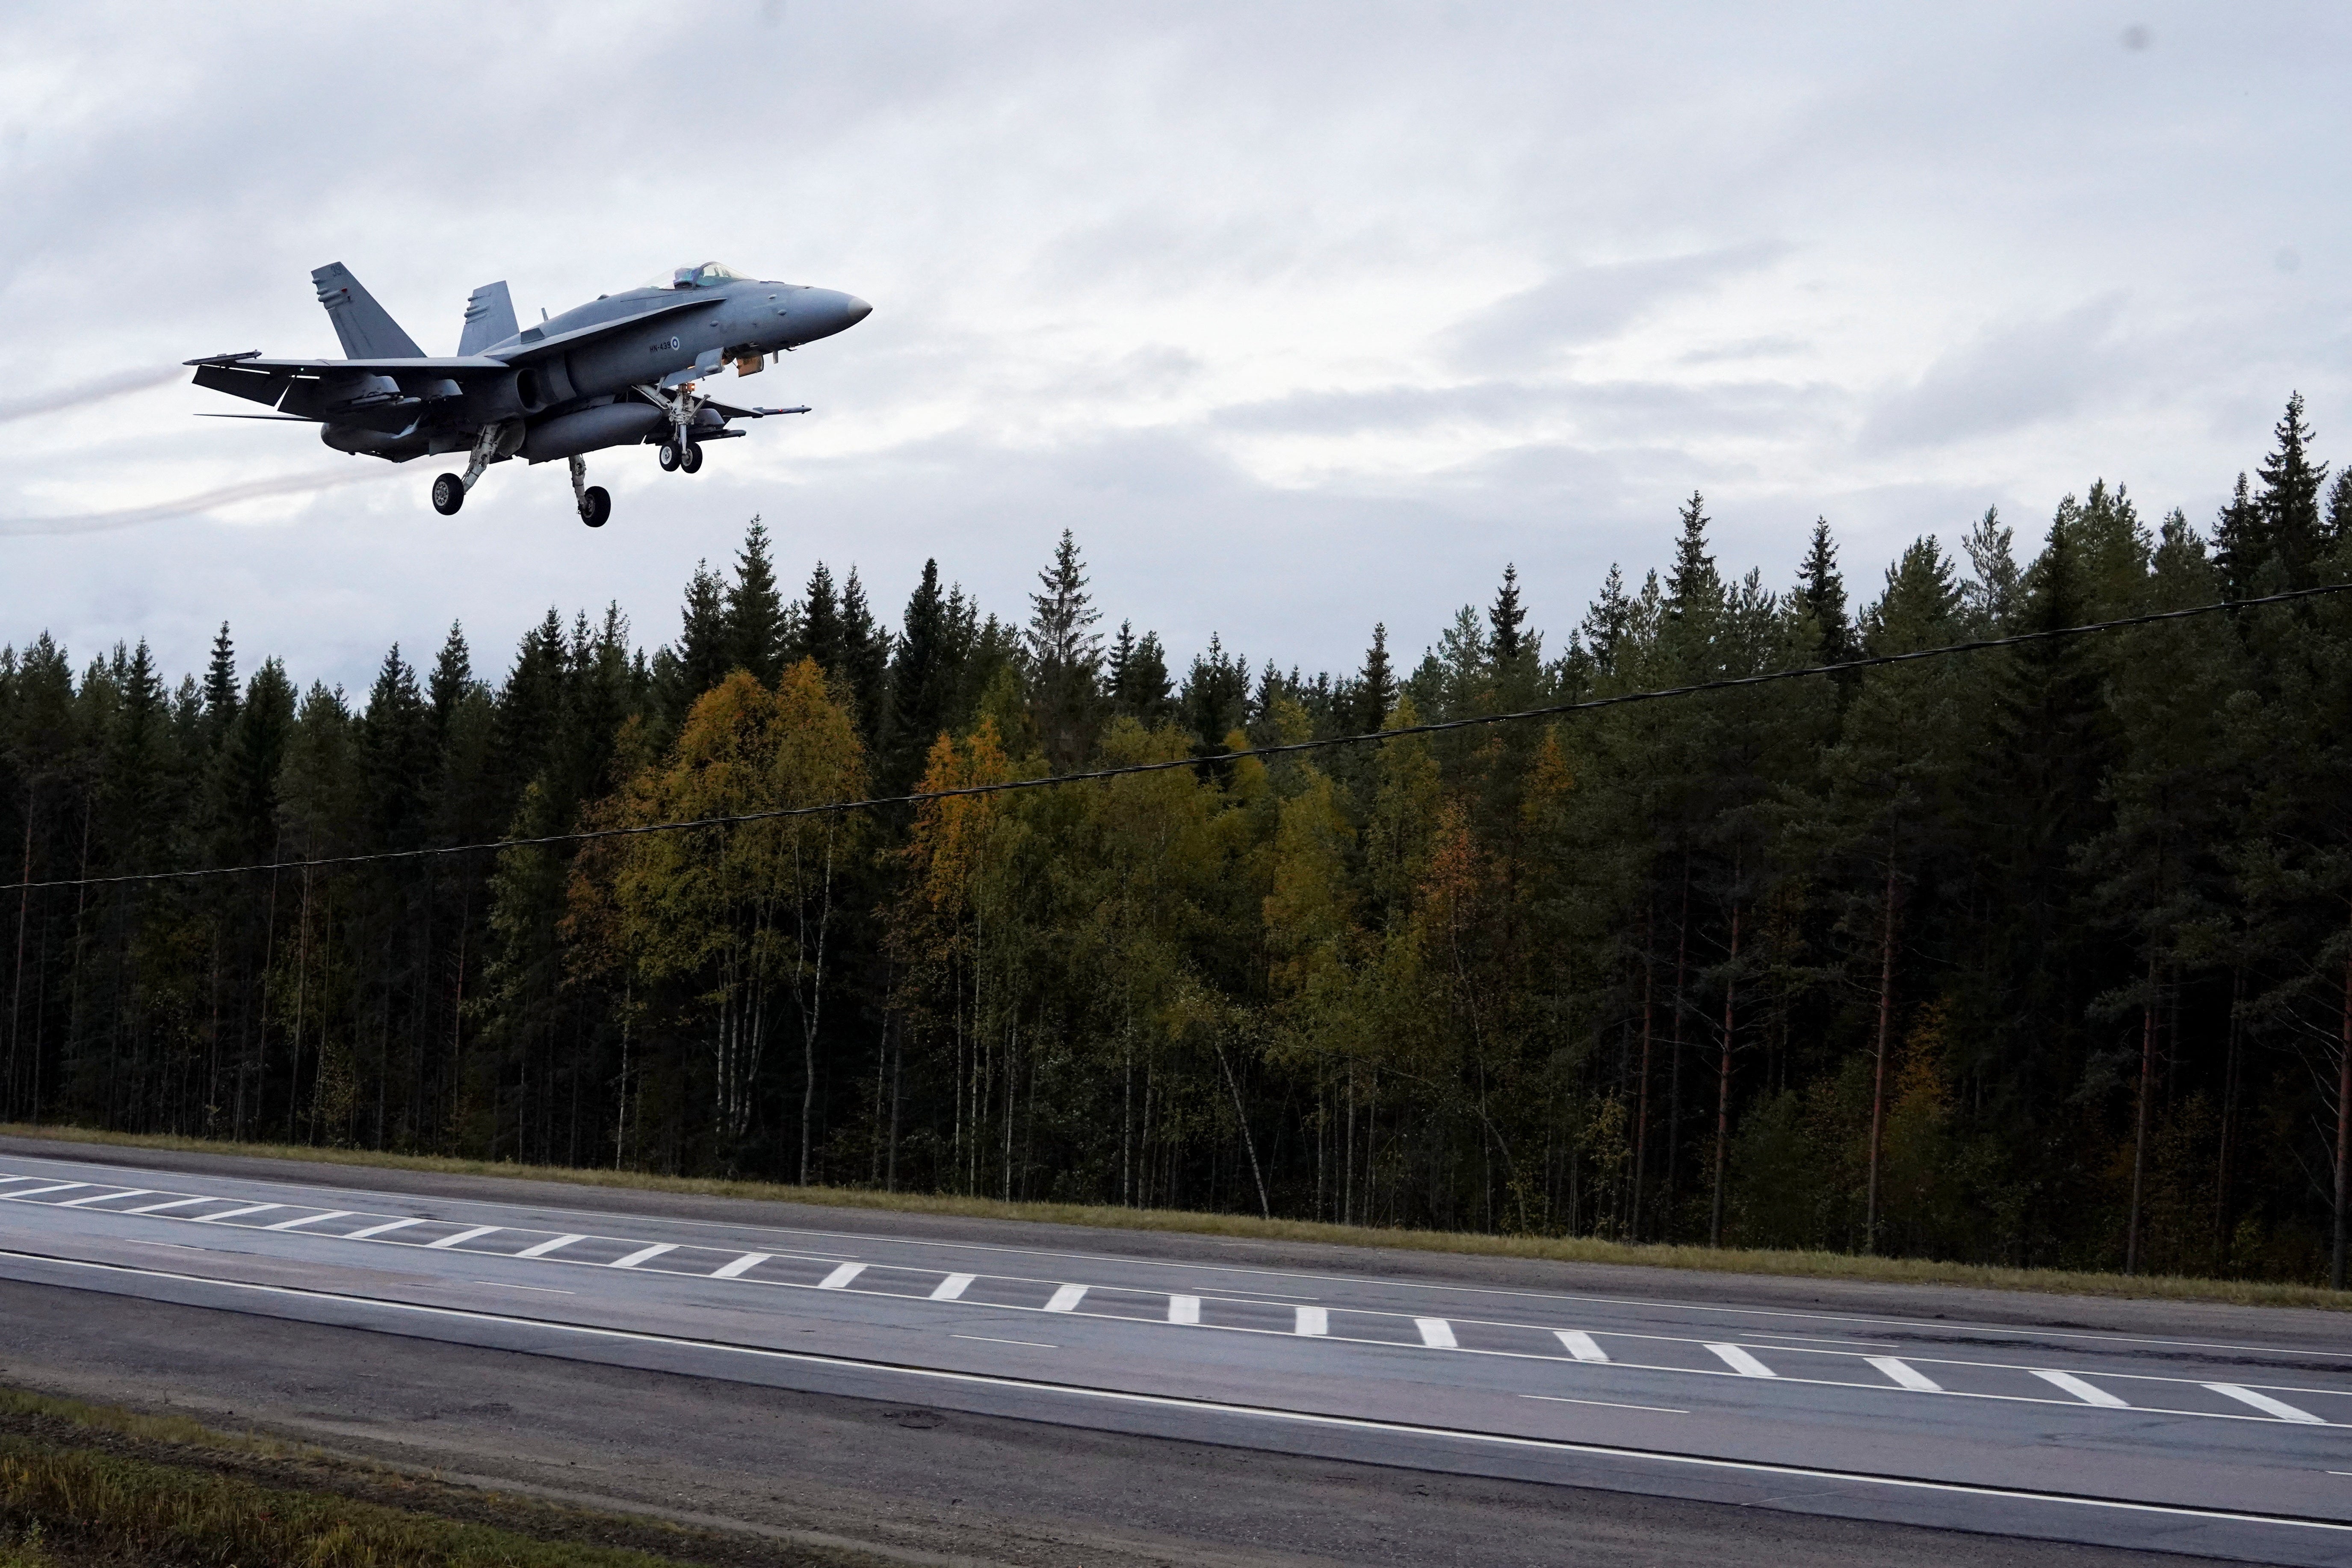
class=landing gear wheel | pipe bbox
[431,473,465,515]
[657,440,682,472]
[579,486,611,528]
[678,440,703,474]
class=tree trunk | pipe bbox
[1214,1038,1271,1220]
[1665,858,1691,1232]
[1865,862,1897,1254]
[2334,906,2351,1292]
[1711,893,1740,1248]
[1632,904,1654,1241]
[2126,948,2157,1276]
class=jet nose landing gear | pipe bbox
[568,454,611,528]
[656,438,703,474]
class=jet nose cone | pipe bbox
[845,295,872,326]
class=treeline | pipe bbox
[5,397,2352,1285]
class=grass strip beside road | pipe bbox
[0,1386,879,1568]
[5,1121,2345,1312]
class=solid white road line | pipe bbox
[611,1243,678,1270]
[57,1188,145,1207]
[126,1196,216,1214]
[19,1249,2348,1543]
[2034,1369,2129,1408]
[1295,1305,1329,1336]
[1167,1293,1200,1324]
[514,1234,584,1258]
[818,1262,867,1290]
[1556,1330,1609,1363]
[264,1211,351,1231]
[1707,1344,1777,1378]
[2207,1383,2325,1424]
[931,1273,975,1301]
[1044,1283,1088,1313]
[198,1203,282,1223]
[1416,1317,1458,1349]
[711,1252,770,1279]
[344,1217,427,1240]
[424,1225,501,1250]
[2,1183,86,1200]
[953,1335,1057,1348]
[1522,1394,1688,1414]
[1867,1356,1943,1392]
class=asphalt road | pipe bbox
[0,1137,2346,1565]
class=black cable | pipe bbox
[5,579,2345,895]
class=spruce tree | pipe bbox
[725,520,788,682]
[360,645,432,846]
[1578,565,1631,678]
[2254,393,2328,587]
[1106,620,1173,722]
[427,623,473,747]
[838,567,890,743]
[1354,623,1396,732]
[1961,508,2020,630]
[790,562,841,679]
[885,560,954,788]
[2212,473,2266,600]
[1666,493,1720,614]
[201,623,239,744]
[1025,530,1103,770]
[1489,566,1528,663]
[1794,520,1853,662]
[2326,469,2352,544]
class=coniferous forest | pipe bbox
[6,396,2352,1285]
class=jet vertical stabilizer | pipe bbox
[458,281,518,357]
[311,263,423,359]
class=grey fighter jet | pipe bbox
[187,262,870,527]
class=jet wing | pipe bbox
[185,352,506,374]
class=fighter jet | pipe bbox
[186,262,871,527]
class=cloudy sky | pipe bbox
[3,2,2346,690]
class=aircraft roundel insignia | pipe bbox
[669,336,680,350]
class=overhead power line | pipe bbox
[5,579,2347,896]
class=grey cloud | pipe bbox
[1858,298,2131,452]
[1442,244,1788,374]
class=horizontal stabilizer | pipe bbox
[458,281,518,356]
[312,263,424,360]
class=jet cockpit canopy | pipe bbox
[644,262,745,290]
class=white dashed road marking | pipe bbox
[931,1273,975,1301]
[1707,1344,1776,1378]
[609,1243,677,1270]
[58,1188,146,1207]
[126,1196,216,1214]
[818,1262,867,1290]
[198,1203,282,1223]
[711,1252,769,1279]
[1556,1330,1609,1363]
[2034,1370,2128,1408]
[425,1225,502,1250]
[1867,1356,1942,1392]
[1167,1293,1200,1324]
[265,1211,351,1231]
[344,1217,427,1240]
[1045,1283,1088,1312]
[1295,1306,1329,1336]
[2207,1384,2324,1423]
[515,1234,583,1258]
[1416,1318,1457,1349]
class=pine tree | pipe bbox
[1961,508,2021,631]
[1794,520,1853,662]
[726,520,788,682]
[1579,565,1631,679]
[2254,393,2328,588]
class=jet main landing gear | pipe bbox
[430,421,521,517]
[569,454,610,528]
